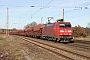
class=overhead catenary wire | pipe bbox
[73,0,76,7]
[34,0,68,22]
[0,5,32,7]
[37,0,67,18]
[0,0,90,29]
[37,0,76,19]
[23,0,37,16]
[52,0,89,18]
[18,0,54,28]
[32,0,37,5]
[52,6,89,18]
[30,0,54,16]
[32,0,90,24]
[25,0,54,21]
[67,12,90,19]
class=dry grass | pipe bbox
[86,36,90,38]
[0,34,26,60]
[73,36,90,41]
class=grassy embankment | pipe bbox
[0,34,26,60]
[74,35,90,41]
[86,35,90,38]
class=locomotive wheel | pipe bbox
[69,39,74,43]
[45,37,49,40]
[36,36,40,39]
[70,41,74,43]
[54,38,58,42]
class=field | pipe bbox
[0,34,90,60]
[0,34,26,60]
[86,36,90,38]
[74,36,90,41]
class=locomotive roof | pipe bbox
[59,22,71,24]
[46,22,71,25]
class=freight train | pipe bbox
[9,19,74,43]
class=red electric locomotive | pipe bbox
[42,19,73,42]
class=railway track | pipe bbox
[67,43,90,51]
[16,35,90,60]
[75,40,90,45]
[47,38,90,51]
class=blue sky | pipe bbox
[0,0,90,29]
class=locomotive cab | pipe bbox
[59,22,73,42]
[55,19,73,42]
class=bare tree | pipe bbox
[24,22,37,29]
[73,25,87,37]
[24,24,29,29]
[30,22,37,27]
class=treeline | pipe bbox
[73,25,90,37]
[24,22,37,29]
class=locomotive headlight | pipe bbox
[69,34,71,35]
[68,30,72,32]
[60,30,64,32]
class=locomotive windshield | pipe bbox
[60,24,71,28]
